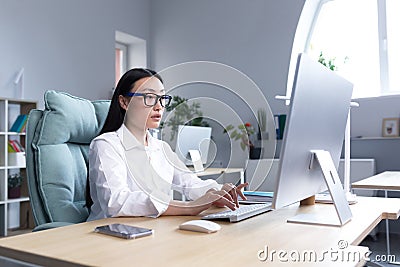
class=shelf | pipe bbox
[6,166,26,169]
[7,132,26,136]
[0,166,26,170]
[0,97,37,105]
[0,132,26,135]
[0,197,30,205]
[7,197,30,203]
[351,137,400,140]
[0,97,37,236]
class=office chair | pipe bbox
[26,90,110,231]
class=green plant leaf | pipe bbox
[240,142,246,151]
[224,125,234,133]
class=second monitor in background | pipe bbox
[175,125,212,167]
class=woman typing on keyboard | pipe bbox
[86,69,247,221]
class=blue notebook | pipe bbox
[9,115,27,132]
[240,191,274,204]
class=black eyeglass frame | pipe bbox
[124,92,172,107]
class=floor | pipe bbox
[360,232,400,266]
[0,256,40,267]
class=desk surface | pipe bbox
[352,171,400,190]
[1,197,399,267]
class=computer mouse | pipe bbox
[179,220,221,233]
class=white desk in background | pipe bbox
[352,171,400,191]
[192,167,244,184]
[179,167,244,201]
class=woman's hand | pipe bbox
[186,189,238,215]
[163,189,238,216]
[163,183,248,216]
[188,182,248,214]
[218,182,248,208]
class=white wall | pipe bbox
[2,0,397,138]
[351,95,400,138]
[0,0,151,108]
[149,0,305,115]
[149,0,305,167]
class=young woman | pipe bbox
[86,68,247,221]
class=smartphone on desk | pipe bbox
[94,223,153,239]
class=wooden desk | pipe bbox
[1,197,399,266]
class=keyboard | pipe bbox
[202,203,272,222]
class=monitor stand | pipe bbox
[188,150,204,172]
[287,150,353,227]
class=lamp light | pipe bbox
[14,68,24,99]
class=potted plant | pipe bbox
[257,108,269,140]
[224,122,261,159]
[318,51,348,71]
[8,173,23,199]
[318,51,337,71]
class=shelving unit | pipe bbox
[0,97,37,236]
[352,136,400,140]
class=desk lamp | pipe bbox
[14,68,24,99]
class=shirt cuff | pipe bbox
[188,180,223,200]
[146,190,171,218]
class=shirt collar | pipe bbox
[146,131,160,150]
[117,125,144,151]
[117,125,160,151]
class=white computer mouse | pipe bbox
[179,220,221,233]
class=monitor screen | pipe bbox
[175,125,212,166]
[272,53,353,213]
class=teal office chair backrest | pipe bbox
[26,90,110,231]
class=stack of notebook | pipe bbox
[239,191,273,204]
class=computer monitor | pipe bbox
[175,125,212,166]
[271,53,354,226]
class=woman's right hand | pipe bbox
[185,189,237,216]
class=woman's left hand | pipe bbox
[220,182,248,207]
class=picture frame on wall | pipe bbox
[382,118,400,137]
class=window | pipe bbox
[115,42,128,86]
[115,31,147,87]
[307,0,400,98]
[386,0,400,93]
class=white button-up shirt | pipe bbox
[87,125,221,221]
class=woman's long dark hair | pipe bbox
[85,68,163,209]
[100,68,163,135]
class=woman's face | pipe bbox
[120,76,165,132]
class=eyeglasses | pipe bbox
[125,92,172,107]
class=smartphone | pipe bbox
[94,224,153,239]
